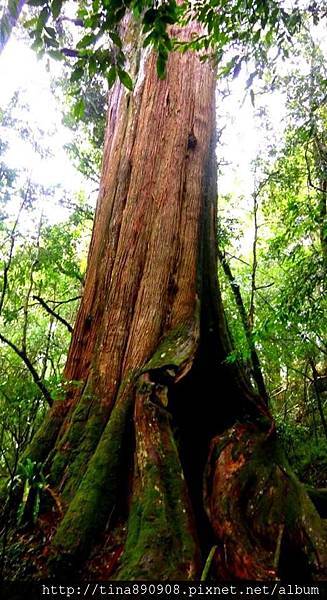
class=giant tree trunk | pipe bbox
[3,17,326,581]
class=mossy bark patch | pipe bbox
[117,376,199,580]
[49,397,108,503]
[144,307,200,379]
[49,384,134,572]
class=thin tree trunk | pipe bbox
[218,248,269,404]
[309,359,327,439]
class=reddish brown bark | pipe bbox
[66,39,215,399]
[204,423,327,580]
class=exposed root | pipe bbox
[117,373,199,580]
[204,423,327,581]
[48,382,134,573]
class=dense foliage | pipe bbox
[218,35,327,486]
[0,92,93,487]
[2,0,326,112]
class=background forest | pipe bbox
[0,0,326,574]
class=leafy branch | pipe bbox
[33,294,73,333]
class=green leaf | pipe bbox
[156,53,166,79]
[117,68,133,91]
[27,0,46,6]
[109,30,122,48]
[88,56,97,77]
[44,26,56,38]
[143,8,157,25]
[76,33,96,49]
[31,36,43,51]
[114,6,125,21]
[36,7,50,32]
[51,0,62,19]
[48,49,64,60]
[23,16,38,29]
[70,66,84,83]
[253,29,260,43]
[44,35,59,48]
[73,97,85,119]
[107,65,116,87]
[143,33,153,48]
[33,490,41,523]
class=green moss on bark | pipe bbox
[49,383,134,571]
[24,401,68,465]
[117,389,198,580]
[49,381,99,487]
[144,309,200,375]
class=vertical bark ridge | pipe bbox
[43,26,218,571]
[117,375,199,580]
